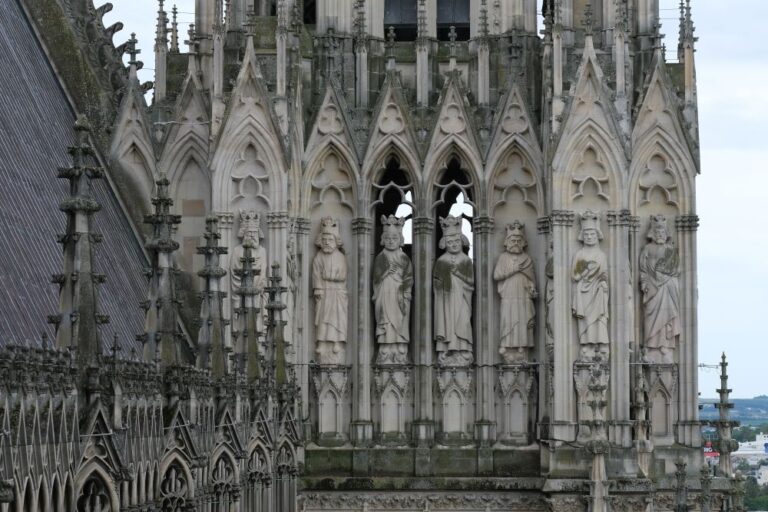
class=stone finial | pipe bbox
[49,116,109,371]
[582,1,594,36]
[185,23,197,53]
[264,263,288,386]
[170,4,179,52]
[142,173,182,364]
[127,32,142,69]
[197,215,228,378]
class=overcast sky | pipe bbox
[104,1,765,398]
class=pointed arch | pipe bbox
[37,475,49,512]
[301,142,360,217]
[210,444,241,484]
[211,118,288,212]
[424,140,482,208]
[486,139,544,217]
[630,131,695,215]
[552,120,626,211]
[50,475,62,512]
[364,143,422,211]
[64,473,74,512]
[20,478,34,512]
[424,144,480,214]
[74,461,120,512]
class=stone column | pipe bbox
[606,210,634,447]
[266,211,289,270]
[216,211,235,356]
[550,210,576,442]
[295,217,312,436]
[412,216,435,448]
[537,216,553,427]
[351,217,374,446]
[473,216,495,447]
[676,214,700,447]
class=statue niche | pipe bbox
[373,215,413,364]
[640,214,681,364]
[231,210,267,333]
[434,214,474,366]
[493,221,537,363]
[313,217,348,365]
[572,211,609,361]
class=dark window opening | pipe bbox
[437,0,470,41]
[374,157,413,260]
[304,0,317,25]
[385,0,418,41]
[434,157,473,258]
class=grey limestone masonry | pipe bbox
[0,0,742,511]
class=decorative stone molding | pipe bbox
[497,363,537,444]
[537,216,551,234]
[473,215,494,234]
[299,491,547,510]
[373,364,412,443]
[351,217,373,234]
[606,209,633,226]
[311,365,351,446]
[412,216,434,235]
[266,210,290,228]
[675,215,700,232]
[550,210,576,226]
[295,217,311,235]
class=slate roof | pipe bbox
[0,0,148,355]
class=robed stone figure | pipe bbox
[571,211,609,361]
[433,215,474,366]
[494,221,536,363]
[313,217,348,364]
[231,210,268,333]
[640,215,681,363]
[373,215,413,364]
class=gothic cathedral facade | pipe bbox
[0,0,739,511]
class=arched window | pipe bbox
[437,0,470,41]
[384,0,418,41]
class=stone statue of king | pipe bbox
[313,217,348,365]
[373,215,413,364]
[433,215,474,366]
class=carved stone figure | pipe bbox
[373,215,413,364]
[284,233,298,348]
[640,215,681,364]
[232,210,267,331]
[313,217,348,364]
[493,221,536,363]
[572,211,609,361]
[433,215,474,366]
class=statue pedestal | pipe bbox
[435,365,474,445]
[646,363,678,445]
[496,363,537,445]
[573,361,610,443]
[373,364,412,446]
[311,364,351,446]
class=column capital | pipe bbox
[295,217,311,235]
[675,214,700,232]
[550,210,575,226]
[351,217,373,234]
[473,216,494,234]
[413,216,434,235]
[266,211,290,227]
[606,209,636,227]
[537,216,551,234]
[215,211,234,227]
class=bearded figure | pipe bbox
[312,217,348,364]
